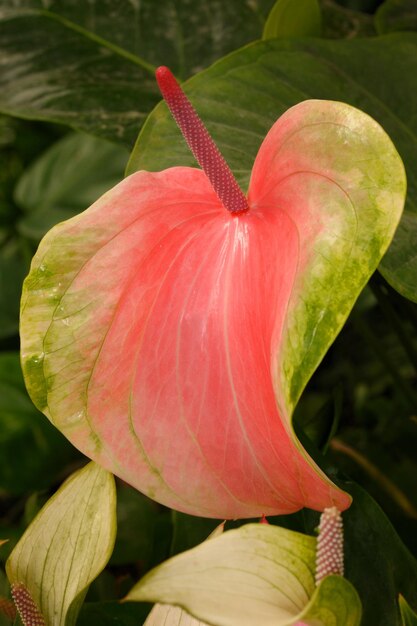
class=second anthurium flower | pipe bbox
[20,66,405,518]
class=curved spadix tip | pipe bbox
[154,65,249,215]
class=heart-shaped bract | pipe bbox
[20,68,405,518]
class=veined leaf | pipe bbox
[126,523,361,626]
[6,462,116,626]
[143,524,225,626]
[15,132,129,241]
[0,0,275,142]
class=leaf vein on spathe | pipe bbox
[125,218,245,511]
[172,223,250,508]
[221,223,295,508]
[39,200,209,421]
[116,210,228,512]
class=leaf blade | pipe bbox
[126,524,317,626]
[127,524,361,626]
[6,462,116,626]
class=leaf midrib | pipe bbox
[2,6,157,74]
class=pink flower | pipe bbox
[20,67,405,519]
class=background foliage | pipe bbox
[1,0,417,624]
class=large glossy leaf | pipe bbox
[20,96,404,518]
[6,462,116,626]
[15,132,128,241]
[0,0,275,143]
[126,523,361,626]
[0,9,155,146]
[342,484,417,626]
[130,33,417,302]
[77,601,151,626]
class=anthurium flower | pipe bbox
[20,67,405,519]
[126,519,361,626]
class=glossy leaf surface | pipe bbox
[6,462,116,626]
[15,133,128,241]
[127,523,361,626]
[263,0,321,39]
[0,0,275,143]
[21,97,404,518]
[131,34,417,302]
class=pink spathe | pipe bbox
[49,154,350,517]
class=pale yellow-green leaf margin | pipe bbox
[143,522,225,626]
[399,594,417,626]
[126,523,361,626]
[6,462,116,626]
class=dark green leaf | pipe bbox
[15,132,128,240]
[376,0,417,33]
[343,484,417,625]
[111,484,162,569]
[129,33,417,301]
[263,0,322,39]
[170,512,219,557]
[0,10,156,146]
[0,1,276,143]
[294,384,343,453]
[320,0,376,37]
[0,242,27,339]
[77,601,151,626]
[0,352,79,495]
